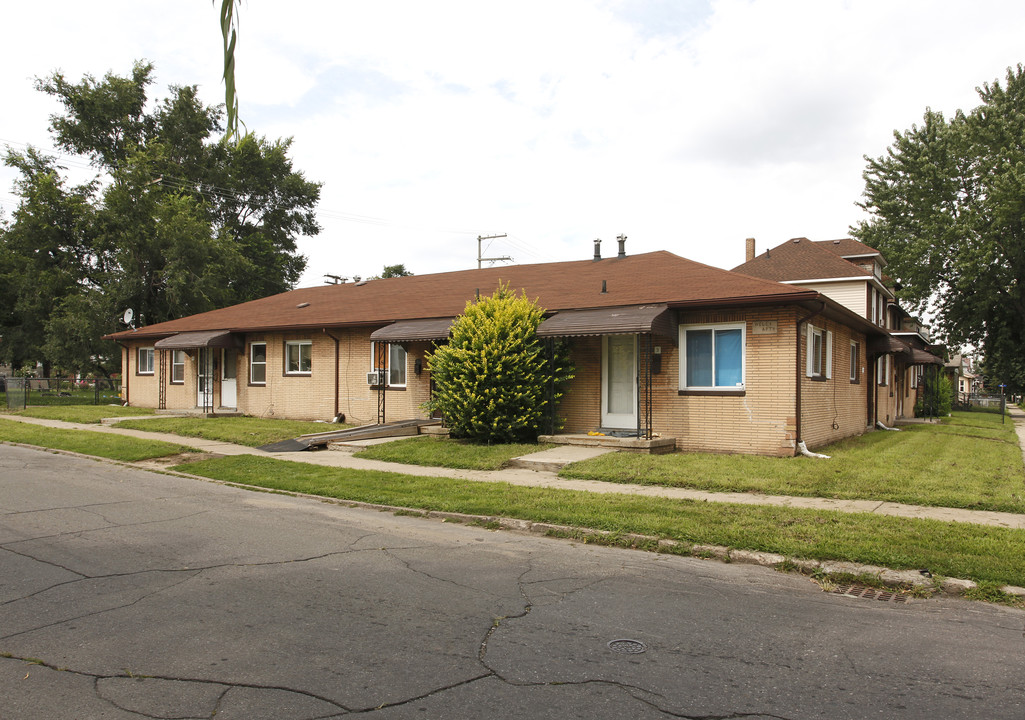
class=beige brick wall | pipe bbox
[121,331,436,423]
[798,319,871,449]
[556,306,873,456]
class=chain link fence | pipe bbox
[2,377,122,410]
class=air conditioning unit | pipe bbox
[367,370,384,386]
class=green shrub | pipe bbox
[427,284,573,443]
[915,370,953,417]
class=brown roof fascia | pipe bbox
[667,290,819,310]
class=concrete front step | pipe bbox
[537,433,677,454]
[508,445,618,472]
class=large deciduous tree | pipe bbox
[853,64,1025,393]
[0,61,321,376]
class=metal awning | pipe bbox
[867,334,910,356]
[910,348,944,365]
[370,318,454,342]
[536,305,675,342]
[153,330,242,349]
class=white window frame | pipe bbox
[805,325,832,379]
[877,354,890,386]
[250,342,267,385]
[849,341,859,383]
[137,347,154,375]
[285,340,312,375]
[370,342,407,387]
[170,350,186,384]
[678,322,746,391]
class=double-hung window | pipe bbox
[285,340,312,375]
[370,342,407,387]
[137,347,154,375]
[679,323,745,391]
[250,342,267,384]
[170,350,186,383]
[806,325,832,380]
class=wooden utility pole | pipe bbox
[477,234,511,269]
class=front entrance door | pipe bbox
[221,348,237,408]
[197,348,214,409]
[601,334,637,429]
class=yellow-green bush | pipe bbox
[427,285,572,443]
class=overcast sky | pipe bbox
[2,1,1024,288]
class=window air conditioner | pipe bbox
[367,370,384,385]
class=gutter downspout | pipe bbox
[116,342,130,406]
[323,329,342,421]
[795,302,826,457]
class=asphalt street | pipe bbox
[1,444,1023,719]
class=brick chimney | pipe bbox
[745,237,756,262]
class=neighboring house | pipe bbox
[946,354,981,402]
[104,244,893,456]
[733,237,944,425]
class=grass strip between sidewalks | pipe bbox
[0,418,194,462]
[354,436,554,470]
[175,454,1025,588]
[112,416,348,447]
[5,405,156,423]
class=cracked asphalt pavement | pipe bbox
[2,444,1024,719]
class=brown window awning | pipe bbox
[369,318,455,342]
[537,304,675,343]
[153,330,243,349]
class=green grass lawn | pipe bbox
[353,436,553,470]
[175,453,1025,588]
[5,405,156,423]
[112,416,349,447]
[0,417,193,461]
[559,412,1025,513]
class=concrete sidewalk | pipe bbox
[3,412,1025,530]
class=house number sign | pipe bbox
[752,320,778,335]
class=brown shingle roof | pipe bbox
[732,237,874,283]
[106,250,817,340]
[813,237,883,263]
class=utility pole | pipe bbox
[477,234,511,269]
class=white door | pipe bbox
[601,335,637,429]
[221,348,238,408]
[197,348,214,409]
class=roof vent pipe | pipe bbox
[617,234,627,258]
[593,238,602,261]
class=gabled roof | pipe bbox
[732,238,875,283]
[106,250,819,341]
[813,238,885,265]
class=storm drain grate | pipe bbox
[607,639,647,654]
[833,584,909,604]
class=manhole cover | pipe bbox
[833,584,909,604]
[607,639,647,654]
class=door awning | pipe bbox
[153,330,242,349]
[910,348,944,365]
[537,304,675,343]
[867,334,910,356]
[369,318,455,342]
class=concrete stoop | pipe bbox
[508,445,617,472]
[538,433,677,454]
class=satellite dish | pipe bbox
[123,308,134,325]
